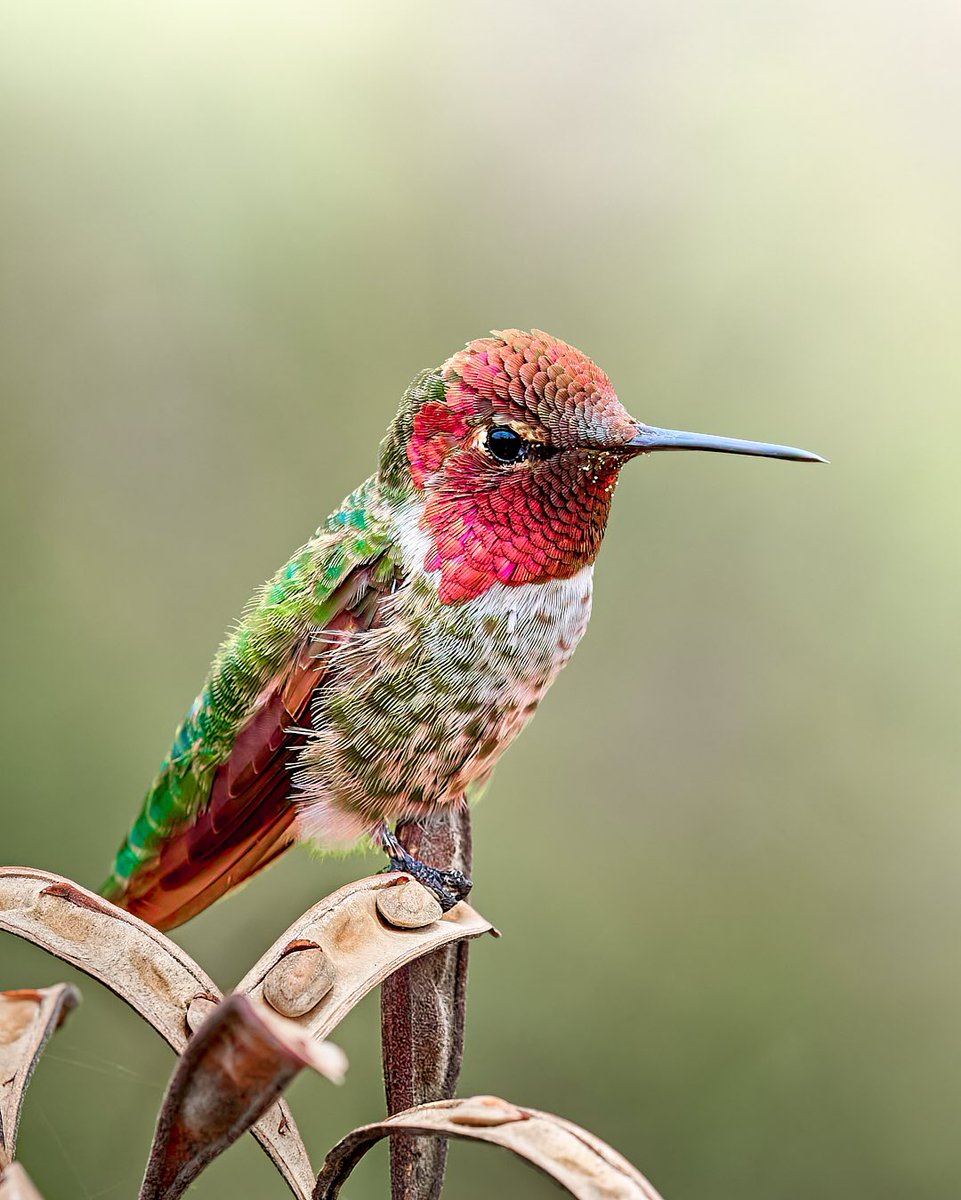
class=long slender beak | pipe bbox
[627,424,827,463]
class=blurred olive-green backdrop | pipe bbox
[2,2,960,1197]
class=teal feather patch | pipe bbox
[104,476,392,895]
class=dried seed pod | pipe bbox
[313,1096,664,1200]
[141,994,346,1200]
[0,984,79,1167]
[234,873,492,1044]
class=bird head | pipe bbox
[380,329,823,604]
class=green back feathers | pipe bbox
[105,477,393,894]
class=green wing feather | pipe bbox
[104,477,393,897]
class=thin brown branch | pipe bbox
[380,807,474,1200]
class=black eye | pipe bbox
[486,425,528,464]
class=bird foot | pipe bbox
[379,826,473,912]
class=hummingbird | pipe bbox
[103,330,823,930]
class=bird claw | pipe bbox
[386,854,472,912]
[379,826,473,912]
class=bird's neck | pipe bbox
[387,466,618,605]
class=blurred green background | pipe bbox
[2,1,960,1197]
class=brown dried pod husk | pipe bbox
[0,984,79,1168]
[314,1096,664,1200]
[140,993,345,1200]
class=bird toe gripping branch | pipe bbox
[380,823,473,912]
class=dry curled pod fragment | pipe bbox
[0,1163,46,1199]
[0,868,312,1196]
[140,993,346,1200]
[0,870,219,1053]
[313,1096,665,1200]
[0,984,79,1168]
